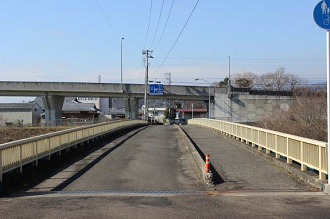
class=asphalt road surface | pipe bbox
[1,191,330,219]
[61,125,203,191]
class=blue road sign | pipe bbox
[314,0,330,30]
[149,84,164,95]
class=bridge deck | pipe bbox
[2,125,330,219]
[182,125,316,192]
[26,125,204,192]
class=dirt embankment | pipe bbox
[0,127,70,144]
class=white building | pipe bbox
[147,107,166,123]
[0,103,43,126]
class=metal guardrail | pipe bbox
[0,120,147,183]
[188,118,328,180]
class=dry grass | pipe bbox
[0,127,71,144]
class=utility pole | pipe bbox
[228,55,233,122]
[228,55,231,87]
[164,72,172,117]
[121,38,124,85]
[142,50,153,121]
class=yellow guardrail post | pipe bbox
[34,141,38,166]
[275,135,280,158]
[257,130,262,151]
[300,141,306,171]
[19,145,23,173]
[287,137,292,164]
[265,133,270,154]
[47,138,51,161]
[0,149,3,183]
[74,131,78,149]
[320,146,326,180]
[58,136,62,156]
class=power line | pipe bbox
[151,0,200,76]
[94,0,120,40]
[150,0,165,49]
[190,77,327,81]
[148,78,327,86]
[144,0,153,49]
[154,56,326,61]
[149,75,327,82]
[154,0,175,51]
[149,79,327,86]
[94,0,145,78]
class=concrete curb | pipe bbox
[196,124,327,192]
[175,125,214,189]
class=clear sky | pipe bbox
[0,0,327,102]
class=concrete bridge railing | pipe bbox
[0,120,147,184]
[189,118,328,180]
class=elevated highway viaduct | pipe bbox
[0,81,213,123]
[0,81,294,124]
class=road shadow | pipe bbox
[1,125,148,195]
[180,128,225,185]
[52,126,148,191]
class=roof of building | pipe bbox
[0,102,41,110]
[63,103,97,112]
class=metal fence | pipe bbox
[42,118,121,127]
[188,118,328,180]
[0,119,147,183]
[2,118,114,128]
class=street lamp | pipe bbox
[121,37,124,85]
[195,78,211,119]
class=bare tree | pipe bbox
[260,67,287,91]
[256,88,327,141]
[233,72,257,88]
[258,67,301,91]
[287,73,302,91]
[213,77,229,87]
[226,68,302,91]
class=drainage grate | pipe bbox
[56,190,206,195]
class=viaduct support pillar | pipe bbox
[125,97,139,119]
[42,95,64,126]
[205,101,210,119]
